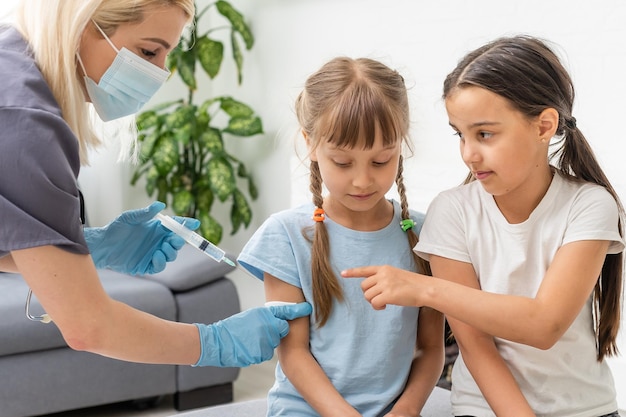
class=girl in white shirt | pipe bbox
[343,36,624,417]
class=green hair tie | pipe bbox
[400,219,415,232]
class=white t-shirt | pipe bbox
[415,172,624,417]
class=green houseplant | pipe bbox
[131,0,262,244]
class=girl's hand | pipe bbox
[341,265,424,309]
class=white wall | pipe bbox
[3,0,625,408]
[0,0,17,22]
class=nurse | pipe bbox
[0,0,310,368]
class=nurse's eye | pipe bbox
[141,48,157,58]
[479,131,493,140]
[452,130,463,140]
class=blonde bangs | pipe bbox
[315,80,406,150]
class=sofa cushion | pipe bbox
[0,270,177,356]
[148,245,236,292]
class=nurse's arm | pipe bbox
[0,253,17,272]
[12,245,201,365]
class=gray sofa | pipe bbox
[0,245,241,417]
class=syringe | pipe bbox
[155,213,236,267]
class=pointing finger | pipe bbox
[340,266,379,278]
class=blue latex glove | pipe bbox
[84,201,200,275]
[193,302,313,367]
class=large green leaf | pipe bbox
[199,97,219,115]
[139,131,161,160]
[176,47,197,90]
[174,122,193,146]
[216,0,254,49]
[230,30,243,85]
[231,188,252,234]
[223,115,263,136]
[145,166,160,196]
[197,210,223,245]
[195,111,210,129]
[207,157,236,201]
[152,136,179,175]
[172,189,194,216]
[169,174,183,192]
[236,162,247,177]
[247,175,259,200]
[136,110,159,131]
[196,36,224,79]
[230,204,242,235]
[219,97,253,118]
[199,127,224,153]
[166,45,181,73]
[156,177,169,204]
[165,104,195,129]
[194,181,214,213]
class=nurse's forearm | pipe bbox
[13,246,201,365]
[72,299,201,365]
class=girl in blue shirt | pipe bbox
[239,57,444,417]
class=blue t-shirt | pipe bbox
[0,26,87,256]
[238,200,424,417]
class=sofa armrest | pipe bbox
[147,245,236,292]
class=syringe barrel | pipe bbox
[155,213,225,262]
[186,232,226,260]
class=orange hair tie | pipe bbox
[312,207,325,222]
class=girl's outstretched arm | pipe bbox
[385,307,445,417]
[429,256,536,416]
[264,273,361,417]
[342,239,610,349]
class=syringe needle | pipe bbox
[222,257,236,267]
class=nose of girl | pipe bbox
[352,167,374,189]
[461,139,480,164]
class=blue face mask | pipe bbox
[78,21,170,121]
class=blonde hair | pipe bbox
[296,57,430,326]
[13,0,194,165]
